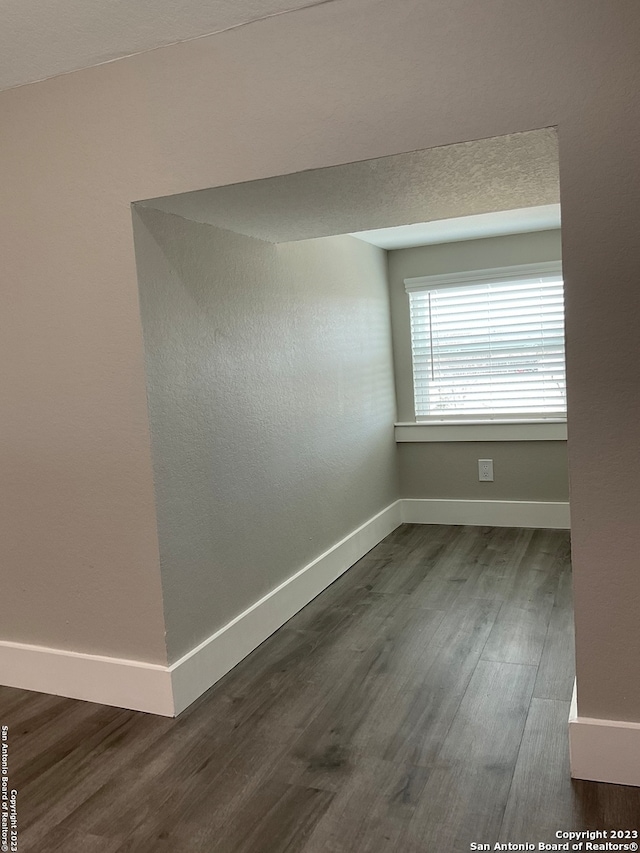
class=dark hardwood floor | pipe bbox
[3,524,639,852]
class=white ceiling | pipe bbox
[0,0,332,92]
[350,205,561,249]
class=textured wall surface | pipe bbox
[1,0,639,720]
[133,208,398,662]
[388,230,569,504]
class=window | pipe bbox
[405,262,566,421]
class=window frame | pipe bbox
[402,260,567,437]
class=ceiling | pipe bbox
[0,0,332,92]
[350,205,561,249]
[139,129,560,244]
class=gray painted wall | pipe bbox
[133,207,399,662]
[399,442,569,502]
[388,231,569,502]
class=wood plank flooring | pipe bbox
[3,524,640,852]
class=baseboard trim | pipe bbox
[0,639,174,716]
[401,498,570,529]
[170,500,403,714]
[569,681,640,787]
[0,502,402,717]
[1,497,572,717]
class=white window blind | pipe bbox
[405,263,566,421]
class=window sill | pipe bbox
[395,420,567,443]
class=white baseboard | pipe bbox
[170,500,403,714]
[0,501,402,717]
[0,639,174,715]
[401,498,570,529]
[569,681,640,787]
[0,498,572,717]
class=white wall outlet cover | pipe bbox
[478,459,494,481]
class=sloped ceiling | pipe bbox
[0,0,333,92]
[139,129,560,243]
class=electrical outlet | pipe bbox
[478,459,494,482]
